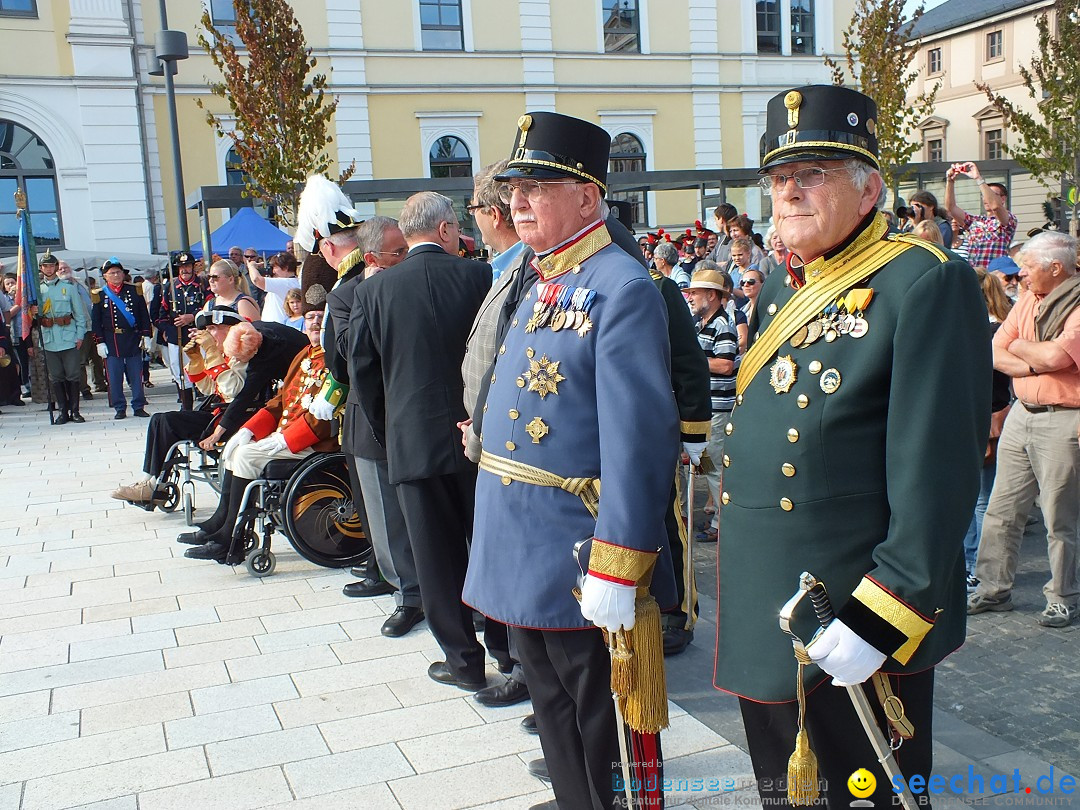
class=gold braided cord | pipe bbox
[763,140,879,169]
[335,248,363,280]
[508,158,608,192]
[535,224,613,281]
[890,232,950,264]
[478,450,601,519]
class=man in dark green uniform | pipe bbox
[714,85,991,807]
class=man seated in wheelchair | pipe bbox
[110,306,309,508]
[180,304,339,563]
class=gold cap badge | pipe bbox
[784,90,803,128]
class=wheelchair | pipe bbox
[226,452,372,578]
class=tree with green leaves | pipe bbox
[824,0,938,200]
[197,0,353,226]
[977,0,1080,235]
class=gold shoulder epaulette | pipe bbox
[90,289,102,303]
[648,267,663,281]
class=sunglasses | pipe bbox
[243,254,258,260]
[207,274,223,280]
[740,279,759,286]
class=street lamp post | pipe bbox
[150,2,190,250]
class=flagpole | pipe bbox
[14,188,49,405]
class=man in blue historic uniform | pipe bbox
[92,258,152,420]
[463,111,679,810]
[715,85,991,808]
[154,251,210,410]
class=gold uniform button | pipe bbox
[516,377,525,388]
[722,454,730,468]
[499,346,506,355]
[490,373,496,383]
[724,422,733,436]
[767,303,778,315]
[787,428,799,443]
[809,360,822,374]
[721,491,730,505]
[780,497,794,511]
[736,394,743,406]
[782,463,796,477]
[501,476,512,486]
[797,394,809,409]
[483,404,488,413]
[512,319,519,327]
[505,441,516,451]
[509,409,520,420]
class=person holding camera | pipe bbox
[945,161,1017,267]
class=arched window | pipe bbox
[0,120,62,248]
[429,135,471,178]
[225,146,276,222]
[608,132,646,229]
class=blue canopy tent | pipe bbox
[189,208,290,259]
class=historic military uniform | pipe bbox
[463,112,679,810]
[155,252,210,409]
[37,252,88,423]
[648,268,711,654]
[91,259,152,418]
[714,86,991,807]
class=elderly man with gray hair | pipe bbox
[969,230,1080,628]
[349,191,512,689]
[653,240,690,289]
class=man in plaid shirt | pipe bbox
[944,160,1017,267]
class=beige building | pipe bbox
[0,0,859,254]
[907,0,1053,235]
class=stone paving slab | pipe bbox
[1,372,1074,808]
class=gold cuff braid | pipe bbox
[852,578,934,664]
[588,539,657,585]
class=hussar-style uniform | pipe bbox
[154,252,210,408]
[715,85,991,808]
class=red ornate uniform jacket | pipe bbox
[241,345,339,454]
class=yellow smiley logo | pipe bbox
[848,768,876,798]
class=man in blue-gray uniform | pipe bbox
[36,251,87,423]
[463,111,679,810]
[716,85,990,807]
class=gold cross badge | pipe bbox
[525,417,549,444]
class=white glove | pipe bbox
[307,392,336,421]
[252,432,288,455]
[141,336,152,353]
[806,619,886,687]
[96,343,108,359]
[579,574,637,633]
[682,441,706,466]
[222,427,254,459]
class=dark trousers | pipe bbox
[663,473,696,627]
[513,626,622,810]
[44,347,82,383]
[395,470,511,680]
[14,341,30,387]
[740,669,936,808]
[143,409,215,478]
[105,353,146,413]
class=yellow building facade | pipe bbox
[1,0,856,253]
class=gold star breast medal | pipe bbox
[770,355,798,394]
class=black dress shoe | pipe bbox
[82,390,93,400]
[380,606,425,637]
[69,414,86,423]
[663,626,694,657]
[527,758,551,784]
[114,411,126,420]
[342,578,396,598]
[177,530,212,546]
[520,713,539,735]
[134,409,150,417]
[427,661,486,691]
[474,678,530,707]
[350,565,376,578]
[184,541,228,562]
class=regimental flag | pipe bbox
[13,196,38,341]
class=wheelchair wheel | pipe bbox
[281,452,372,569]
[158,482,180,513]
[245,549,276,578]
[233,513,260,555]
[183,491,194,525]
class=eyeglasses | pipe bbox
[465,203,486,214]
[740,279,759,286]
[376,248,407,258]
[758,167,851,195]
[498,179,584,205]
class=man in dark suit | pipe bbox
[350,191,510,689]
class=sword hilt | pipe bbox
[799,572,835,628]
